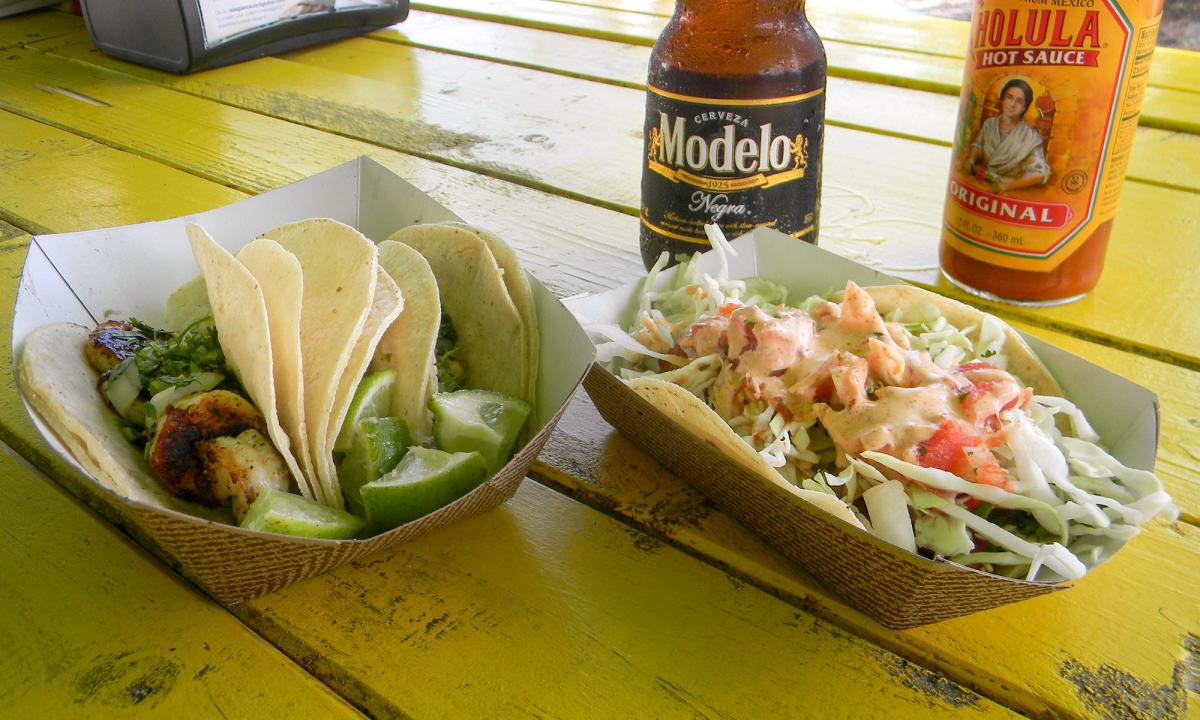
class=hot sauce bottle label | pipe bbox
[641,85,825,245]
[942,1,1160,272]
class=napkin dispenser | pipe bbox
[80,0,409,74]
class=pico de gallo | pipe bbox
[590,228,1177,582]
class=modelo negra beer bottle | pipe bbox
[640,0,827,269]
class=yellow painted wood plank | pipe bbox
[535,387,1198,720]
[0,7,79,49]
[0,55,642,298]
[373,10,1200,193]
[547,0,1200,96]
[374,10,965,147]
[0,171,1018,717]
[4,43,1199,369]
[31,18,1200,198]
[29,36,640,211]
[0,114,244,235]
[1151,46,1200,93]
[231,480,1022,719]
[411,0,1200,132]
[2,69,1190,720]
[0,434,363,716]
[375,9,959,143]
[404,0,972,96]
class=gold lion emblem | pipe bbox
[648,127,661,161]
[791,134,808,172]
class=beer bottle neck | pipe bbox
[675,0,808,30]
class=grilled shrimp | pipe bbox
[195,429,290,520]
[86,320,143,373]
[147,389,286,507]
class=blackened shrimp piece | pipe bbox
[196,429,290,520]
[86,320,143,373]
[147,389,282,505]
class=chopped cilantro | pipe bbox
[981,349,997,358]
[101,317,239,443]
[435,313,466,392]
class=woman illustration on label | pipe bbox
[962,79,1050,194]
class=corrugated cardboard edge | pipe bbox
[10,158,590,605]
[29,372,577,605]
[583,363,1064,629]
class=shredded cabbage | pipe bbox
[599,224,1177,582]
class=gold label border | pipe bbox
[647,85,825,106]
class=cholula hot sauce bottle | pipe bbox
[940,0,1164,305]
[640,0,827,270]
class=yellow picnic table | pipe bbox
[1,2,1197,718]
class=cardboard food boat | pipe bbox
[11,158,594,603]
[566,230,1162,629]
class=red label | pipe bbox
[940,0,1157,271]
[975,49,1100,68]
[947,180,1072,229]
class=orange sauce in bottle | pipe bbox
[939,0,1163,305]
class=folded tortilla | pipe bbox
[373,241,441,444]
[624,282,1063,529]
[188,225,309,499]
[387,223,530,403]
[260,219,379,509]
[17,322,229,522]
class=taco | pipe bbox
[18,218,539,539]
[386,223,537,405]
[371,241,442,444]
[594,251,1177,582]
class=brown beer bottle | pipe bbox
[640,0,827,270]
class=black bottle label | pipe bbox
[641,84,824,249]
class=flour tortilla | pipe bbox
[187,225,308,498]
[373,241,441,444]
[260,219,378,506]
[16,323,229,522]
[862,285,1062,396]
[627,377,866,529]
[387,223,527,401]
[321,266,404,504]
[443,223,539,406]
[623,285,1065,531]
[235,238,320,504]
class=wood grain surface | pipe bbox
[230,480,1024,719]
[411,0,1200,132]
[0,200,1018,720]
[0,440,364,718]
[8,30,1200,366]
[0,7,1197,720]
[373,10,1200,194]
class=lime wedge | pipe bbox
[360,448,489,531]
[430,389,533,473]
[337,416,411,516]
[240,489,366,539]
[334,369,397,453]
